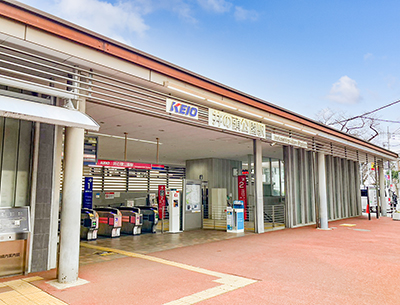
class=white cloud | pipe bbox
[234,6,259,21]
[364,53,374,60]
[385,75,399,89]
[17,0,150,43]
[169,1,197,23]
[327,76,361,104]
[197,0,232,13]
[16,0,200,43]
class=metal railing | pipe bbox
[264,204,285,229]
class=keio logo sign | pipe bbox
[166,98,198,120]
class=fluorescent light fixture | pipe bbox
[302,129,317,135]
[206,99,237,110]
[166,85,206,100]
[88,132,161,145]
[263,117,284,125]
[284,124,301,130]
[238,109,262,118]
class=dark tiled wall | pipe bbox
[31,123,55,273]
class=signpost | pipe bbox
[83,136,98,166]
[158,185,166,232]
[238,175,248,220]
[83,177,93,209]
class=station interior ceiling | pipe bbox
[86,102,284,167]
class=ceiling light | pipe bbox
[302,129,317,135]
[166,84,206,100]
[263,117,284,125]
[238,109,262,118]
[206,99,237,110]
[88,132,161,145]
[284,124,301,130]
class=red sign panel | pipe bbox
[158,185,166,219]
[96,160,164,170]
[238,175,247,220]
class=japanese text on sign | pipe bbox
[208,108,266,138]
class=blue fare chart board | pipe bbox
[82,177,93,209]
[83,136,98,166]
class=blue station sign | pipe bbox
[82,177,93,209]
[166,98,198,120]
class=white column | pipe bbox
[247,154,253,215]
[28,122,40,273]
[318,152,329,230]
[379,161,387,216]
[253,140,264,233]
[48,125,63,269]
[58,127,84,283]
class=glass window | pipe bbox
[262,158,285,198]
[15,121,33,206]
[262,159,271,196]
[280,160,285,197]
[1,119,19,207]
[271,159,280,196]
[0,118,33,207]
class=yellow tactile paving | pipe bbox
[2,295,35,305]
[80,242,257,304]
[0,291,20,301]
[5,280,42,295]
[22,277,44,283]
[0,278,67,305]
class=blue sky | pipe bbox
[18,0,400,149]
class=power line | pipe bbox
[361,116,400,123]
[329,98,400,125]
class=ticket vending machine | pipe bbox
[227,201,244,233]
[169,190,181,233]
[0,207,30,277]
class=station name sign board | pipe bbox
[166,98,198,120]
[271,133,308,149]
[96,160,164,170]
[208,108,266,138]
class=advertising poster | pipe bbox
[238,175,247,220]
[158,185,166,219]
[186,184,201,213]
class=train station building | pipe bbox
[0,0,397,284]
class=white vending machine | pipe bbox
[169,190,181,233]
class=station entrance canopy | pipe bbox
[0,95,99,131]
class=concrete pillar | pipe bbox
[378,161,387,216]
[247,154,253,219]
[253,139,264,233]
[48,125,63,269]
[58,127,84,283]
[318,152,329,230]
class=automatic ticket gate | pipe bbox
[119,207,143,235]
[0,207,30,277]
[94,208,122,238]
[137,206,158,233]
[80,209,99,240]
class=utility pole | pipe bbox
[387,127,392,190]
